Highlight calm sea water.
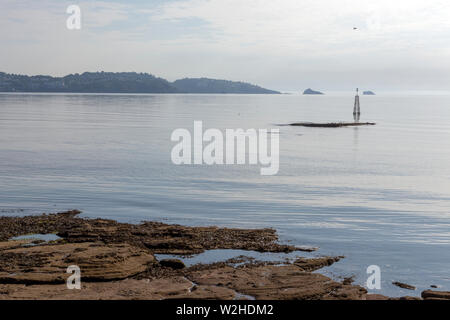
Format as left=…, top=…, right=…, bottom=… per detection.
left=0, top=93, right=449, bottom=297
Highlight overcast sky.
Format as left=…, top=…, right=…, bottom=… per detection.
left=1, top=0, right=450, bottom=91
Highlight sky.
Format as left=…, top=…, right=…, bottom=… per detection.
left=1, top=0, right=450, bottom=91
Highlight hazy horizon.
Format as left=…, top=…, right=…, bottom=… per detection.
left=2, top=0, right=450, bottom=92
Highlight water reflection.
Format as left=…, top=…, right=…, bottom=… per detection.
left=2, top=93, right=450, bottom=297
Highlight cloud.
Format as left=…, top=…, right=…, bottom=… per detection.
left=1, top=0, right=450, bottom=90
left=80, top=1, right=130, bottom=28
left=149, top=0, right=450, bottom=89
left=154, top=0, right=450, bottom=54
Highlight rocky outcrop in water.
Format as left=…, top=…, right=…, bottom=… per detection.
left=303, top=88, right=324, bottom=95
left=288, top=122, right=376, bottom=128
left=0, top=241, right=155, bottom=284
left=0, top=211, right=306, bottom=255
left=421, top=290, right=450, bottom=300
left=392, top=281, right=416, bottom=291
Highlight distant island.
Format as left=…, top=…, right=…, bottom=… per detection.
left=363, top=91, right=375, bottom=95
left=172, top=78, right=279, bottom=94
left=0, top=72, right=280, bottom=94
left=303, top=88, right=324, bottom=95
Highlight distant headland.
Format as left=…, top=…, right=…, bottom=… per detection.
left=0, top=72, right=280, bottom=94
left=303, top=88, right=324, bottom=95
left=363, top=90, right=376, bottom=95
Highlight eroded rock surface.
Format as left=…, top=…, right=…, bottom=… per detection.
left=0, top=211, right=395, bottom=300
left=0, top=277, right=236, bottom=300
left=0, top=242, right=155, bottom=284
left=392, top=281, right=416, bottom=291
left=0, top=211, right=302, bottom=255
left=294, top=257, right=343, bottom=272
left=0, top=254, right=378, bottom=300
left=421, top=290, right=450, bottom=300
left=186, top=262, right=370, bottom=300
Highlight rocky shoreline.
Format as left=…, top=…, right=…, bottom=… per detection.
left=0, top=211, right=448, bottom=300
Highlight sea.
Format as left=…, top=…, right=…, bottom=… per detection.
left=0, top=92, right=449, bottom=297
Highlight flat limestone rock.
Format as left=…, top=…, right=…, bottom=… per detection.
left=294, top=257, right=342, bottom=272
left=187, top=261, right=370, bottom=300
left=392, top=281, right=416, bottom=290
left=0, top=240, right=32, bottom=250
left=0, top=212, right=397, bottom=300
left=421, top=290, right=450, bottom=300
left=0, top=243, right=387, bottom=300
left=0, top=277, right=236, bottom=300
left=0, top=211, right=302, bottom=255
left=0, top=242, right=155, bottom=284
